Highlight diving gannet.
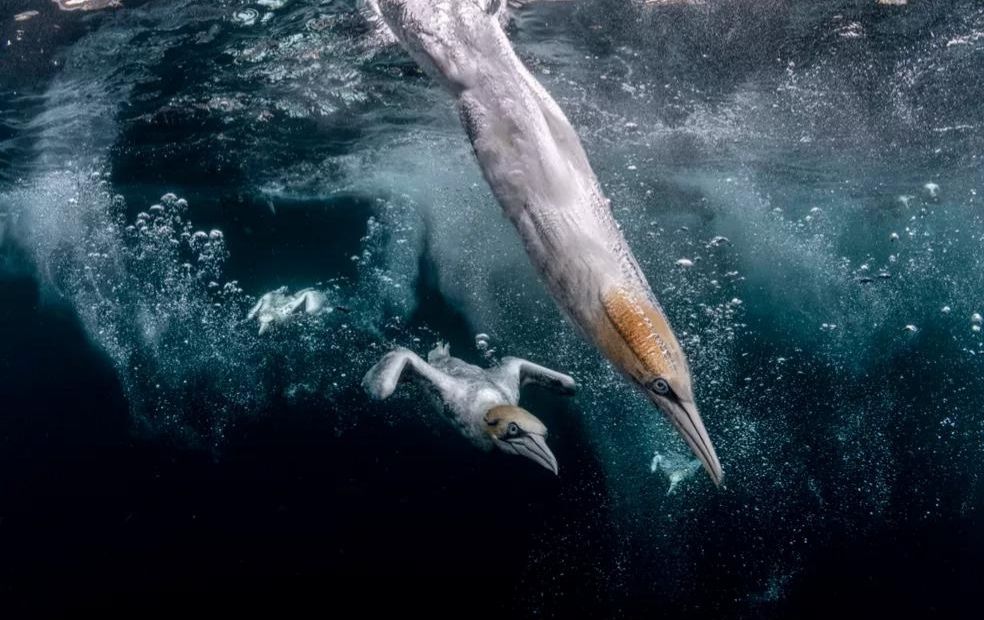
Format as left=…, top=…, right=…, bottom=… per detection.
left=373, top=0, right=723, bottom=484
left=247, top=286, right=329, bottom=335
left=362, top=343, right=576, bottom=474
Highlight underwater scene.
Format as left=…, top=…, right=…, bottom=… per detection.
left=1, top=0, right=981, bottom=616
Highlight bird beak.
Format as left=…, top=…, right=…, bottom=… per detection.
left=508, top=434, right=559, bottom=475
left=597, top=288, right=723, bottom=486
left=657, top=396, right=723, bottom=486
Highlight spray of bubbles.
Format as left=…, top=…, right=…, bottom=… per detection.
left=5, top=166, right=419, bottom=448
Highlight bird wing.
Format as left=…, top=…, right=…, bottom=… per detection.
left=363, top=348, right=458, bottom=401
left=279, top=290, right=319, bottom=316
left=246, top=297, right=264, bottom=321
left=496, top=357, right=576, bottom=397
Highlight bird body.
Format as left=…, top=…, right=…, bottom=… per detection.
left=363, top=343, right=575, bottom=473
left=247, top=286, right=329, bottom=334
left=373, top=0, right=723, bottom=484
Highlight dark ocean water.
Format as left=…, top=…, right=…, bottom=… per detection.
left=2, top=0, right=983, bottom=616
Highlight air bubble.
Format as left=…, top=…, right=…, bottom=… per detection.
left=232, top=9, right=259, bottom=26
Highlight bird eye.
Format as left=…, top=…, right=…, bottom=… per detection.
left=650, top=378, right=670, bottom=395
left=507, top=422, right=520, bottom=436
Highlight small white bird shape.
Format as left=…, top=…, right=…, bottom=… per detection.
left=247, top=287, right=329, bottom=335
left=363, top=343, right=576, bottom=474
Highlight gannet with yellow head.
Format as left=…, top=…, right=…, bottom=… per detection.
left=363, top=343, right=575, bottom=474
left=372, top=0, right=723, bottom=484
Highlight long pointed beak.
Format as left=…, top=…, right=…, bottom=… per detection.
left=509, top=434, right=559, bottom=475
left=660, top=398, right=723, bottom=486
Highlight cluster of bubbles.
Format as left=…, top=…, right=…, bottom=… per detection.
left=8, top=167, right=417, bottom=447
left=31, top=177, right=258, bottom=446
left=232, top=9, right=262, bottom=27
left=232, top=1, right=289, bottom=27
left=222, top=1, right=375, bottom=120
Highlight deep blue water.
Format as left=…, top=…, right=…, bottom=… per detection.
left=1, top=0, right=983, bottom=616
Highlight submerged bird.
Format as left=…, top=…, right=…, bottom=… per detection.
left=371, top=0, right=723, bottom=484
left=247, top=286, right=329, bottom=335
left=362, top=343, right=576, bottom=474
left=651, top=451, right=702, bottom=496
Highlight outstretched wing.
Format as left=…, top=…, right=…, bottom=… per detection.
left=290, top=289, right=327, bottom=315
left=496, top=357, right=576, bottom=397
left=362, top=347, right=457, bottom=400
left=282, top=294, right=309, bottom=316
left=246, top=297, right=265, bottom=321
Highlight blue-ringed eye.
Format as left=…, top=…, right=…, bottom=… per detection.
left=650, top=378, right=670, bottom=395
